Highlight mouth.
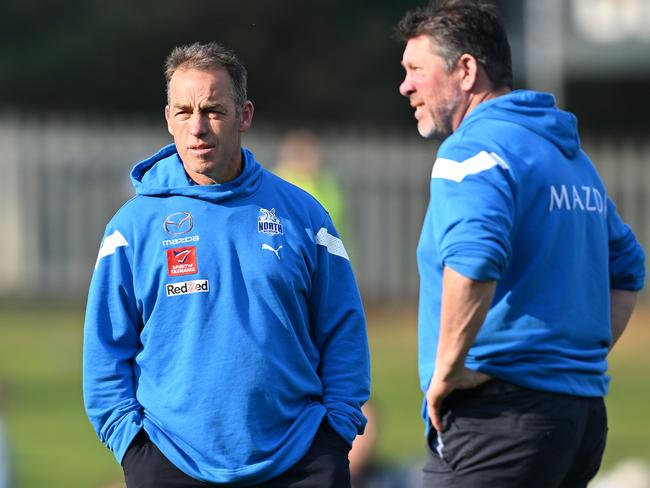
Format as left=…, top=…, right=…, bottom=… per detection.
left=188, top=143, right=215, bottom=155
left=413, top=104, right=424, bottom=120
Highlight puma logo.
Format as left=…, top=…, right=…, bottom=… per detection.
left=261, top=243, right=283, bottom=260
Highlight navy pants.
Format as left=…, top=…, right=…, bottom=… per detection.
left=122, top=420, right=351, bottom=488
left=423, top=380, right=607, bottom=488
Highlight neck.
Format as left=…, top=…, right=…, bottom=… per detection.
left=454, top=85, right=511, bottom=132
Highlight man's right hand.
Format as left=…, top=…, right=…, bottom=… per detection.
left=427, top=367, right=492, bottom=433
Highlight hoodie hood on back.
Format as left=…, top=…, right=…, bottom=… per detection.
left=461, top=90, right=580, bottom=158
left=417, top=87, right=646, bottom=408
left=130, top=144, right=263, bottom=203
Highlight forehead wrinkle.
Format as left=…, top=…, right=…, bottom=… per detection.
left=174, top=86, right=231, bottom=107
left=170, top=91, right=225, bottom=110
left=168, top=69, right=236, bottom=112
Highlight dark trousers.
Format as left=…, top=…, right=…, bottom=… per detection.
left=423, top=379, right=607, bottom=488
left=122, top=420, right=351, bottom=488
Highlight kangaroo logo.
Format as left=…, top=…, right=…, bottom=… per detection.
left=258, top=208, right=284, bottom=236
left=261, top=243, right=283, bottom=260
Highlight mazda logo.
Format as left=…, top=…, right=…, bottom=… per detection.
left=163, top=212, right=193, bottom=236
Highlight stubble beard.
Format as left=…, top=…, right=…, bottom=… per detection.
left=183, top=127, right=243, bottom=184
left=418, top=91, right=461, bottom=141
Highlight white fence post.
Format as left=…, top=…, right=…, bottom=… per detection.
left=0, top=117, right=24, bottom=295
left=0, top=115, right=648, bottom=303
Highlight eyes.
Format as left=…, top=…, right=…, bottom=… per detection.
left=404, top=65, right=425, bottom=75
left=173, top=107, right=228, bottom=119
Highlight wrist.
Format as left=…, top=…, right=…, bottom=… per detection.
left=434, top=356, right=466, bottom=379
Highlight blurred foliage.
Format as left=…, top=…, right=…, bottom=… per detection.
left=1, top=0, right=555, bottom=130
left=4, top=0, right=645, bottom=131
left=0, top=0, right=425, bottom=127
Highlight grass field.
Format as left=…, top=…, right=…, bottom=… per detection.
left=0, top=303, right=648, bottom=487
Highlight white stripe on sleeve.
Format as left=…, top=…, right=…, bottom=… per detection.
left=315, top=227, right=349, bottom=260
left=95, top=230, right=128, bottom=269
left=431, top=151, right=509, bottom=183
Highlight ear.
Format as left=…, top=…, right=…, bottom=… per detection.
left=457, top=53, right=479, bottom=93
left=239, top=100, right=254, bottom=133
left=164, top=105, right=174, bottom=136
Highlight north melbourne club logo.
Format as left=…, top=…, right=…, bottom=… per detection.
left=258, top=208, right=283, bottom=236
left=166, top=246, right=198, bottom=276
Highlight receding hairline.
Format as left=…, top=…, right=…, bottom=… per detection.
left=163, top=42, right=249, bottom=113
left=167, top=63, right=232, bottom=81
left=165, top=64, right=239, bottom=107
left=165, top=59, right=232, bottom=83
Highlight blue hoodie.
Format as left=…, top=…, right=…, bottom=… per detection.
left=83, top=145, right=370, bottom=485
left=418, top=90, right=645, bottom=406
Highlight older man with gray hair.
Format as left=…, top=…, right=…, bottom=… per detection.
left=396, top=1, right=645, bottom=487
left=83, top=41, right=370, bottom=488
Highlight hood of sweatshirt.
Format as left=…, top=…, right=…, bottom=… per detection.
left=460, top=90, right=580, bottom=158
left=130, top=144, right=263, bottom=203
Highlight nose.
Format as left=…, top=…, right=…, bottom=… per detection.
left=399, top=75, right=414, bottom=98
left=189, top=112, right=207, bottom=136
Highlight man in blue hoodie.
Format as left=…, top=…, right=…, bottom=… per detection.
left=396, top=2, right=645, bottom=487
left=83, top=42, right=370, bottom=488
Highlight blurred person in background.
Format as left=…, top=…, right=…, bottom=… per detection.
left=396, top=1, right=646, bottom=487
left=0, top=382, right=13, bottom=488
left=349, top=403, right=378, bottom=488
left=349, top=403, right=420, bottom=488
left=83, top=41, right=370, bottom=488
left=273, top=129, right=349, bottom=243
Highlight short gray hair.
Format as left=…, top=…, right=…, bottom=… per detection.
left=164, top=42, right=248, bottom=115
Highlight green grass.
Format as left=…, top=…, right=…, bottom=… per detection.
left=0, top=304, right=648, bottom=487
left=0, top=306, right=122, bottom=488
left=365, top=305, right=650, bottom=472
left=601, top=357, right=650, bottom=465
left=366, top=308, right=423, bottom=464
